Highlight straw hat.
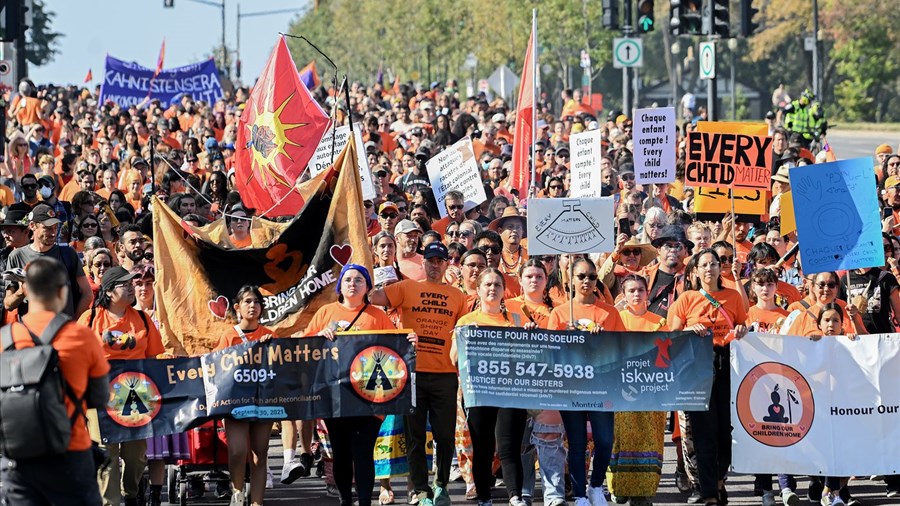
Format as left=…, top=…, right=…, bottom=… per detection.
left=618, top=237, right=657, bottom=267
left=488, top=207, right=527, bottom=238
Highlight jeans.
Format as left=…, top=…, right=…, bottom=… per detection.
left=99, top=439, right=147, bottom=504
left=406, top=372, right=458, bottom=498
left=325, top=416, right=382, bottom=506
left=1, top=450, right=102, bottom=506
left=754, top=474, right=797, bottom=492
left=466, top=406, right=527, bottom=501
left=522, top=422, right=567, bottom=504
left=685, top=347, right=731, bottom=499
left=561, top=410, right=614, bottom=499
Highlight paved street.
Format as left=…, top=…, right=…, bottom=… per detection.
left=162, top=433, right=895, bottom=505
left=825, top=130, right=898, bottom=161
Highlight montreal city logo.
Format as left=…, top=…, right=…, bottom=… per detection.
left=736, top=362, right=815, bottom=447
left=106, top=372, right=162, bottom=428
left=621, top=337, right=674, bottom=401
left=350, top=346, right=408, bottom=403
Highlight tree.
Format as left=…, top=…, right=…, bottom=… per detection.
left=25, top=0, right=62, bottom=67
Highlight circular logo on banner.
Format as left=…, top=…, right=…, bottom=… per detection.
left=106, top=372, right=162, bottom=427
left=735, top=362, right=815, bottom=447
left=349, top=346, right=408, bottom=403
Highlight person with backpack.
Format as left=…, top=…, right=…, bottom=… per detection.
left=6, top=204, right=94, bottom=318
left=0, top=257, right=110, bottom=505
left=79, top=265, right=166, bottom=506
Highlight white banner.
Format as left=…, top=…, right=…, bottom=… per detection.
left=570, top=129, right=604, bottom=198
left=633, top=107, right=676, bottom=184
left=526, top=198, right=614, bottom=256
left=426, top=137, right=487, bottom=218
left=307, top=125, right=376, bottom=200
left=731, top=332, right=900, bottom=476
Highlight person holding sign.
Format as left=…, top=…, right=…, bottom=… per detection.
left=548, top=258, right=625, bottom=506
left=667, top=249, right=748, bottom=506
left=305, top=264, right=417, bottom=506
left=212, top=285, right=275, bottom=506
left=452, top=268, right=534, bottom=506
left=781, top=272, right=866, bottom=337
left=607, top=274, right=668, bottom=506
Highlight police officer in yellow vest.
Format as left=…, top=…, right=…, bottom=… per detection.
left=783, top=89, right=827, bottom=149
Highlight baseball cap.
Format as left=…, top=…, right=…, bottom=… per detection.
left=423, top=241, right=449, bottom=260
left=885, top=176, right=900, bottom=189
left=378, top=202, right=399, bottom=215
left=492, top=113, right=507, bottom=123
left=99, top=266, right=138, bottom=293
left=394, top=219, right=422, bottom=235
left=28, top=204, right=61, bottom=226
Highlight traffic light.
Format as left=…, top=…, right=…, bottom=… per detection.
left=740, top=0, right=760, bottom=36
left=637, top=0, right=655, bottom=33
left=1, top=0, right=24, bottom=42
left=602, top=0, right=619, bottom=30
left=711, top=0, right=730, bottom=37
left=163, top=0, right=175, bottom=7
left=670, top=0, right=702, bottom=36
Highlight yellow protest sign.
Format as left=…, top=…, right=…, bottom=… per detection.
left=694, top=186, right=768, bottom=216
left=780, top=191, right=796, bottom=234
left=696, top=121, right=768, bottom=136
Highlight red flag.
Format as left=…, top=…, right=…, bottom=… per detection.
left=510, top=26, right=535, bottom=198
left=298, top=61, right=320, bottom=89
left=235, top=36, right=330, bottom=217
left=83, top=69, right=93, bottom=83
left=155, top=39, right=166, bottom=77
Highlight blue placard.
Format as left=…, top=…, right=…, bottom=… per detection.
left=788, top=157, right=882, bottom=274
left=99, top=55, right=224, bottom=108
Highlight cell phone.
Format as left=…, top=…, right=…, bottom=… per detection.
left=883, top=207, right=893, bottom=220
left=618, top=217, right=632, bottom=238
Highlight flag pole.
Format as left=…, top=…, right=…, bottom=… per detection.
left=530, top=8, right=537, bottom=196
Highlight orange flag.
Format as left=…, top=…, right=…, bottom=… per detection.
left=83, top=69, right=93, bottom=83
left=510, top=25, right=535, bottom=198
left=155, top=39, right=166, bottom=77
left=235, top=36, right=330, bottom=217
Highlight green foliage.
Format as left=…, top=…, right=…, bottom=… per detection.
left=25, top=0, right=62, bottom=67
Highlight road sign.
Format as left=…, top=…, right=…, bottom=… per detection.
left=699, top=41, right=716, bottom=80
left=804, top=36, right=816, bottom=51
left=612, top=38, right=643, bottom=68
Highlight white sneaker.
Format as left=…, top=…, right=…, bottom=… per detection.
left=280, top=459, right=303, bottom=484
left=510, top=496, right=528, bottom=506
left=266, top=468, right=274, bottom=489
left=230, top=489, right=245, bottom=506
left=575, top=498, right=592, bottom=506
left=588, top=486, right=608, bottom=506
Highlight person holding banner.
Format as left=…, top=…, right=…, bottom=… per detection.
left=548, top=258, right=625, bottom=506
left=781, top=272, right=866, bottom=337
left=608, top=274, right=668, bottom=506
left=668, top=249, right=748, bottom=506
left=305, top=263, right=417, bottom=506
left=452, top=267, right=533, bottom=506
left=213, top=285, right=275, bottom=506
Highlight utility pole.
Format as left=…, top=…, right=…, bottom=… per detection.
left=811, top=0, right=819, bottom=97
left=622, top=0, right=633, bottom=114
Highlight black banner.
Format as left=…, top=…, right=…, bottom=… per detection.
left=98, top=333, right=415, bottom=443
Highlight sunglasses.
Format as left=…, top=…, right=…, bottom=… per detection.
left=660, top=242, right=685, bottom=251
left=718, top=255, right=735, bottom=264
left=364, top=202, right=374, bottom=208
left=82, top=222, right=98, bottom=229
left=621, top=248, right=641, bottom=257
left=816, top=282, right=838, bottom=289
left=92, top=261, right=111, bottom=268
left=447, top=204, right=464, bottom=211
left=479, top=244, right=501, bottom=254
left=450, top=230, right=473, bottom=238
left=380, top=212, right=398, bottom=219
left=556, top=153, right=570, bottom=159
left=143, top=252, right=154, bottom=261
left=549, top=185, right=563, bottom=190
left=21, top=184, right=37, bottom=190
left=576, top=273, right=599, bottom=281
left=621, top=174, right=635, bottom=181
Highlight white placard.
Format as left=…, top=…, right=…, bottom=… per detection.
left=731, top=333, right=900, bottom=476
left=570, top=129, right=604, bottom=198
left=426, top=138, right=488, bottom=218
left=633, top=107, right=676, bottom=184
left=307, top=125, right=376, bottom=200
left=526, top=197, right=614, bottom=255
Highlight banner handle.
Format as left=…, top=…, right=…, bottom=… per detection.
left=569, top=255, right=575, bottom=327
left=730, top=189, right=737, bottom=252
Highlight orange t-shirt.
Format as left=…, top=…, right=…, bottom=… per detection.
left=0, top=184, right=14, bottom=207
left=735, top=240, right=753, bottom=263
left=747, top=306, right=789, bottom=334
left=619, top=309, right=669, bottom=332
left=667, top=288, right=747, bottom=346
left=456, top=308, right=526, bottom=330
left=303, top=302, right=396, bottom=335
left=382, top=279, right=467, bottom=373
left=78, top=306, right=165, bottom=360
left=3, top=310, right=110, bottom=451
left=505, top=296, right=553, bottom=329
left=784, top=298, right=859, bottom=337
left=397, top=255, right=426, bottom=282
left=548, top=299, right=626, bottom=332
left=215, top=325, right=275, bottom=351
left=59, top=179, right=82, bottom=203
left=229, top=234, right=252, bottom=249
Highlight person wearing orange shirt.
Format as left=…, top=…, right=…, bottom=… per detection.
left=226, top=206, right=253, bottom=249
left=548, top=258, right=624, bottom=506
left=79, top=266, right=166, bottom=506
left=0, top=257, right=110, bottom=505
left=394, top=220, right=426, bottom=281
left=782, top=272, right=866, bottom=337
left=711, top=241, right=750, bottom=311
left=475, top=231, right=522, bottom=298
left=213, top=285, right=275, bottom=506
left=744, top=243, right=801, bottom=310
left=608, top=274, right=668, bottom=505
left=668, top=248, right=748, bottom=506
left=370, top=242, right=468, bottom=506
left=304, top=264, right=417, bottom=506
left=506, top=259, right=554, bottom=329
left=452, top=268, right=533, bottom=506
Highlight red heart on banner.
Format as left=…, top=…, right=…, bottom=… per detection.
left=208, top=296, right=229, bottom=320
left=799, top=425, right=807, bottom=431
left=330, top=244, right=353, bottom=266
left=749, top=423, right=756, bottom=429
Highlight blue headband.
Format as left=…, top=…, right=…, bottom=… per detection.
left=336, top=263, right=373, bottom=295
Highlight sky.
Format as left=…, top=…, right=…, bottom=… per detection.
left=28, top=0, right=310, bottom=86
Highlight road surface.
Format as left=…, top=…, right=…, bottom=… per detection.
left=825, top=129, right=898, bottom=161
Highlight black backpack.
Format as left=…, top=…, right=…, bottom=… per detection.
left=0, top=314, right=82, bottom=459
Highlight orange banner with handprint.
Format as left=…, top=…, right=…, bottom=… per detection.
left=153, top=141, right=371, bottom=355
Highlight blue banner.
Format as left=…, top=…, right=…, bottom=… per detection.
left=99, top=55, right=223, bottom=108
left=456, top=326, right=714, bottom=411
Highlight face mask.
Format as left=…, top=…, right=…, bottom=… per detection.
left=39, top=186, right=53, bottom=199
left=482, top=162, right=490, bottom=171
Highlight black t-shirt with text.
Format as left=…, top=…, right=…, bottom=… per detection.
left=847, top=268, right=899, bottom=334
